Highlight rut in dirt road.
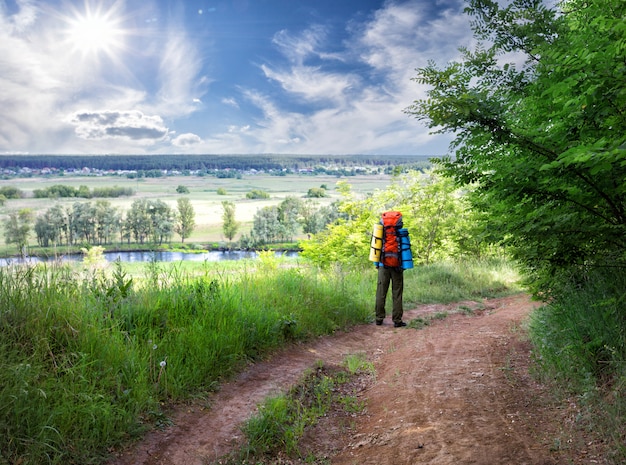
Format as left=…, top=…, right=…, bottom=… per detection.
left=111, top=294, right=566, bottom=465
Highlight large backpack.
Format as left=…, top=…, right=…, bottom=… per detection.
left=380, top=211, right=403, bottom=268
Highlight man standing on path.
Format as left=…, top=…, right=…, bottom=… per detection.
left=372, top=210, right=410, bottom=327
left=375, top=264, right=405, bottom=327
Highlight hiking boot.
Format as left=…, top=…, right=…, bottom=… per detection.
left=393, top=321, right=407, bottom=327
left=375, top=320, right=384, bottom=326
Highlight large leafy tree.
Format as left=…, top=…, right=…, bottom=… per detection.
left=406, top=0, right=626, bottom=295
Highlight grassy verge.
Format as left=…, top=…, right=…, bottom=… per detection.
left=215, top=354, right=374, bottom=465
left=528, top=269, right=626, bottom=464
left=0, top=257, right=521, bottom=464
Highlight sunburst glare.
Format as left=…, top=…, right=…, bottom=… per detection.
left=65, top=2, right=125, bottom=57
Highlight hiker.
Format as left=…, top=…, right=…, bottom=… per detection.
left=370, top=210, right=413, bottom=327
left=375, top=262, right=405, bottom=327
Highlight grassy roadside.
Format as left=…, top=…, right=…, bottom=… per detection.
left=214, top=354, right=375, bottom=465
left=0, top=257, right=521, bottom=464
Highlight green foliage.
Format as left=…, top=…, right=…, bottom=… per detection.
left=0, top=185, right=24, bottom=199
left=221, top=201, right=239, bottom=242
left=300, top=170, right=481, bottom=268
left=406, top=0, right=626, bottom=297
left=528, top=268, right=626, bottom=463
left=216, top=187, right=228, bottom=195
left=126, top=199, right=175, bottom=245
left=81, top=245, right=107, bottom=268
left=406, top=1, right=626, bottom=459
left=0, top=259, right=385, bottom=464
left=175, top=198, right=196, bottom=243
left=306, top=187, right=327, bottom=198
left=246, top=196, right=309, bottom=247
left=33, top=184, right=133, bottom=199
left=175, top=185, right=189, bottom=194
left=246, top=189, right=270, bottom=199
left=231, top=361, right=369, bottom=462
left=3, top=209, right=34, bottom=255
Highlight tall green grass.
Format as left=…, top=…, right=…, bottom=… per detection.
left=0, top=256, right=521, bottom=464
left=528, top=268, right=626, bottom=463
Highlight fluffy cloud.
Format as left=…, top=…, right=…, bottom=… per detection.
left=68, top=110, right=168, bottom=141
left=172, top=133, right=202, bottom=146
left=232, top=0, right=470, bottom=155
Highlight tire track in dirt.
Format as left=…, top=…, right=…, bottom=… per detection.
left=111, top=294, right=565, bottom=465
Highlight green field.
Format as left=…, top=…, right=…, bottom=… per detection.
left=0, top=174, right=393, bottom=246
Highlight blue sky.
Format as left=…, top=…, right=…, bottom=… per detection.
left=0, top=0, right=474, bottom=156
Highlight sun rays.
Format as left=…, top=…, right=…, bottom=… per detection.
left=63, top=1, right=126, bottom=59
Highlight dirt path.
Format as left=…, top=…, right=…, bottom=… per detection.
left=110, top=294, right=597, bottom=465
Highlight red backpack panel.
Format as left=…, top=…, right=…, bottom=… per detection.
left=381, top=211, right=402, bottom=268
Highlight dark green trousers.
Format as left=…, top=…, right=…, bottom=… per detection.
left=375, top=266, right=404, bottom=324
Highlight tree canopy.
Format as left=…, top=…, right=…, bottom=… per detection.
left=406, top=0, right=626, bottom=296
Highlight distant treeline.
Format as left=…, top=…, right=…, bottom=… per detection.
left=0, top=154, right=435, bottom=172
left=33, top=185, right=134, bottom=199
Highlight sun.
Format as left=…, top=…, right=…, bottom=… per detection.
left=65, top=3, right=125, bottom=56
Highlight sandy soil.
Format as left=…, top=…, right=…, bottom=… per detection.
left=109, top=294, right=606, bottom=465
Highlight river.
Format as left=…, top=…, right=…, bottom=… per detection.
left=0, top=249, right=300, bottom=267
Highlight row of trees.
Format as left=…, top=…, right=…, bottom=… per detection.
left=242, top=197, right=340, bottom=247
left=33, top=185, right=134, bottom=199
left=4, top=198, right=196, bottom=253
left=0, top=154, right=431, bottom=173
left=3, top=193, right=339, bottom=253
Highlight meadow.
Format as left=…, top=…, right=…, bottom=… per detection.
left=0, top=173, right=393, bottom=248
left=0, top=255, right=521, bottom=465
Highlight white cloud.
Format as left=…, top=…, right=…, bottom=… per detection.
left=222, top=0, right=470, bottom=155
left=68, top=110, right=168, bottom=142
left=222, top=97, right=240, bottom=108
left=0, top=0, right=207, bottom=153
left=3, top=0, right=38, bottom=33
left=271, top=25, right=341, bottom=65
left=155, top=30, right=208, bottom=117
left=260, top=64, right=359, bottom=104
left=172, top=133, right=202, bottom=146
left=0, top=0, right=472, bottom=155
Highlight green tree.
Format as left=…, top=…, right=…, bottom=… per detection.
left=250, top=206, right=282, bottom=246
left=176, top=198, right=196, bottom=243
left=70, top=202, right=97, bottom=244
left=0, top=186, right=23, bottom=199
left=277, top=196, right=303, bottom=242
left=405, top=0, right=626, bottom=296
left=300, top=171, right=467, bottom=268
left=147, top=200, right=175, bottom=245
left=4, top=209, right=34, bottom=256
left=93, top=200, right=121, bottom=245
left=221, top=201, right=239, bottom=243
left=35, top=205, right=68, bottom=247
left=126, top=199, right=152, bottom=244
left=306, top=187, right=326, bottom=198
left=246, top=189, right=270, bottom=199
left=299, top=200, right=325, bottom=236
left=176, top=185, right=190, bottom=194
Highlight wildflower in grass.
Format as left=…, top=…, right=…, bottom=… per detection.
left=157, top=357, right=168, bottom=385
